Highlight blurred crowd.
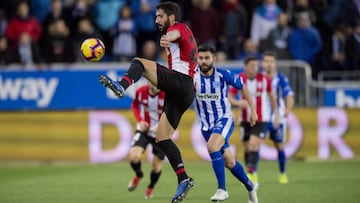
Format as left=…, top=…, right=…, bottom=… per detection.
left=0, top=0, right=359, bottom=78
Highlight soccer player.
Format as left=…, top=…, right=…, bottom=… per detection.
left=128, top=82, right=166, bottom=199
left=98, top=2, right=197, bottom=202
left=262, top=51, right=294, bottom=184
left=228, top=57, right=279, bottom=183
left=194, top=44, right=258, bottom=203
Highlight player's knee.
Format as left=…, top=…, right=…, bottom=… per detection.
left=207, top=143, right=220, bottom=153
left=224, top=159, right=236, bottom=169
left=129, top=151, right=141, bottom=161
left=131, top=58, right=145, bottom=70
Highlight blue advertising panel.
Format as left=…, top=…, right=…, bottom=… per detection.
left=324, top=88, right=360, bottom=108
left=0, top=70, right=134, bottom=110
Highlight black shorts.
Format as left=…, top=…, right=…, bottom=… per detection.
left=156, top=63, right=195, bottom=129
left=131, top=131, right=165, bottom=160
left=241, top=122, right=267, bottom=141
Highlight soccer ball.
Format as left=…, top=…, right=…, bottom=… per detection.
left=80, top=38, right=105, bottom=62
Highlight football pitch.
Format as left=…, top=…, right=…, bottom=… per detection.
left=0, top=160, right=359, bottom=203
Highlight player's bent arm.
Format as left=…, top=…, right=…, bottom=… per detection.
left=131, top=101, right=142, bottom=123
left=166, top=30, right=181, bottom=42
left=285, top=95, right=294, bottom=117
left=228, top=91, right=240, bottom=107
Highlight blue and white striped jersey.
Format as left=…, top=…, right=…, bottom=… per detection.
left=194, top=67, right=244, bottom=131
left=270, top=72, right=294, bottom=122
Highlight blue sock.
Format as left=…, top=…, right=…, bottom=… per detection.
left=210, top=151, right=226, bottom=190
left=278, top=150, right=286, bottom=173
left=230, top=161, right=254, bottom=191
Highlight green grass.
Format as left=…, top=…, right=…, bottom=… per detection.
left=0, top=160, right=359, bottom=203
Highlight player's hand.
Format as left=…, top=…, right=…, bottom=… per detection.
left=160, top=35, right=169, bottom=48
left=139, top=121, right=150, bottom=132
left=237, top=100, right=248, bottom=109
left=250, top=110, right=258, bottom=127
left=273, top=112, right=280, bottom=129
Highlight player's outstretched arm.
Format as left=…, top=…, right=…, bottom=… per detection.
left=160, top=30, right=180, bottom=48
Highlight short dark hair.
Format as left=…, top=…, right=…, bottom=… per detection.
left=156, top=1, right=181, bottom=21
left=244, top=56, right=258, bottom=65
left=198, top=44, right=216, bottom=54
left=262, top=51, right=277, bottom=59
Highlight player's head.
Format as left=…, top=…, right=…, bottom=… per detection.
left=198, top=44, right=216, bottom=75
left=244, top=57, right=259, bottom=79
left=262, top=51, right=277, bottom=74
left=155, top=2, right=180, bottom=33
left=148, top=81, right=160, bottom=95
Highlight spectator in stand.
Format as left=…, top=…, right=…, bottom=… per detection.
left=329, top=26, right=346, bottom=71
left=5, top=1, right=42, bottom=47
left=112, top=5, right=137, bottom=62
left=262, top=12, right=291, bottom=59
left=219, top=0, right=248, bottom=60
left=237, top=39, right=262, bottom=61
left=130, top=0, right=160, bottom=55
left=289, top=0, right=316, bottom=27
left=345, top=20, right=360, bottom=71
left=250, top=0, right=282, bottom=45
left=140, top=40, right=158, bottom=60
left=42, top=0, right=70, bottom=36
left=93, top=0, right=126, bottom=58
left=43, top=19, right=74, bottom=63
left=0, top=37, right=10, bottom=66
left=189, top=0, right=220, bottom=46
left=29, top=0, right=52, bottom=23
left=9, top=32, right=43, bottom=69
left=288, top=12, right=322, bottom=77
left=0, top=9, right=7, bottom=37
left=68, top=0, right=94, bottom=36
left=72, top=17, right=103, bottom=62
left=338, top=0, right=360, bottom=31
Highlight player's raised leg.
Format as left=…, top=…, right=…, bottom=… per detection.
left=99, top=57, right=158, bottom=98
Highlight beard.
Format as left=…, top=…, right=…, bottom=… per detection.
left=200, top=64, right=213, bottom=74
left=156, top=19, right=170, bottom=34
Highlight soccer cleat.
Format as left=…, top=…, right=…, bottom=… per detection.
left=278, top=173, right=289, bottom=184
left=248, top=182, right=259, bottom=203
left=247, top=173, right=258, bottom=183
left=144, top=187, right=154, bottom=199
left=128, top=176, right=142, bottom=191
left=98, top=75, right=125, bottom=98
left=171, top=177, right=195, bottom=203
left=210, top=189, right=229, bottom=202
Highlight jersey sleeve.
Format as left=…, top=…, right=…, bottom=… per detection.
left=222, top=69, right=244, bottom=90
left=131, top=90, right=142, bottom=122
left=280, top=74, right=294, bottom=97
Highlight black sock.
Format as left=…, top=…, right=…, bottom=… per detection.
left=244, top=151, right=249, bottom=166
left=130, top=161, right=144, bottom=178
left=119, top=59, right=145, bottom=90
left=157, top=139, right=188, bottom=183
left=148, top=170, right=161, bottom=188
left=247, top=151, right=259, bottom=173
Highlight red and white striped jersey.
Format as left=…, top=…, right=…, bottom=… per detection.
left=166, top=23, right=198, bottom=78
left=229, top=72, right=272, bottom=122
left=131, top=85, right=165, bottom=130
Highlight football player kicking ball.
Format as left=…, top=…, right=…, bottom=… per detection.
left=98, top=2, right=197, bottom=202
left=128, top=82, right=166, bottom=199
left=194, top=44, right=259, bottom=203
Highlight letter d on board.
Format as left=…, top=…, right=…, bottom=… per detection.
left=318, top=108, right=354, bottom=159
left=89, top=111, right=133, bottom=163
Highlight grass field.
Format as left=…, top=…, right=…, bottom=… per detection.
left=0, top=160, right=359, bottom=203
